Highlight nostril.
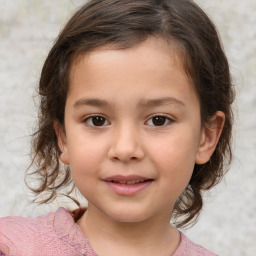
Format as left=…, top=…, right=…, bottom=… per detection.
left=108, top=139, right=145, bottom=162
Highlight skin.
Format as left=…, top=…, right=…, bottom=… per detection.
left=55, top=37, right=225, bottom=256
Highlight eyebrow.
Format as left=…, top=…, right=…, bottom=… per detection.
left=137, top=97, right=185, bottom=108
left=73, top=97, right=185, bottom=108
left=74, top=98, right=110, bottom=108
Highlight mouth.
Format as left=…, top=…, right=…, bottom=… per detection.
left=103, top=175, right=154, bottom=195
left=110, top=179, right=151, bottom=185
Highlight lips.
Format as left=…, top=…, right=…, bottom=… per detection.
left=103, top=175, right=154, bottom=196
left=111, top=179, right=148, bottom=185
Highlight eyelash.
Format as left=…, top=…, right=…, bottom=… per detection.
left=83, top=115, right=110, bottom=127
left=82, top=114, right=173, bottom=127
left=146, top=115, right=173, bottom=126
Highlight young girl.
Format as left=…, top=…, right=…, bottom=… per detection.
left=0, top=0, right=235, bottom=255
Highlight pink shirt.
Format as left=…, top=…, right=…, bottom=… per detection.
left=0, top=207, right=218, bottom=256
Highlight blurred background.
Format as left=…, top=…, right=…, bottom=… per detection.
left=0, top=1, right=255, bottom=255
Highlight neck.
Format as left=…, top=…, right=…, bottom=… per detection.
left=77, top=204, right=180, bottom=256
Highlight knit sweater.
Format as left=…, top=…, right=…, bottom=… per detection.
left=0, top=207, right=218, bottom=256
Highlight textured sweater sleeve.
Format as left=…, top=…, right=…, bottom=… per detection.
left=0, top=208, right=98, bottom=256
left=0, top=214, right=73, bottom=256
left=0, top=218, right=14, bottom=256
left=0, top=215, right=34, bottom=256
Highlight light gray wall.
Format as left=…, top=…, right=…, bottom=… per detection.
left=0, top=1, right=255, bottom=255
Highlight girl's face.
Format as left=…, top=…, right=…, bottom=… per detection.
left=57, top=38, right=211, bottom=223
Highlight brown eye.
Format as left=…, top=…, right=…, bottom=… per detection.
left=152, top=116, right=166, bottom=126
left=146, top=115, right=171, bottom=126
left=85, top=116, right=109, bottom=126
left=92, top=116, right=105, bottom=126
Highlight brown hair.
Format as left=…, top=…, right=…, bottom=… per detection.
left=27, top=0, right=235, bottom=228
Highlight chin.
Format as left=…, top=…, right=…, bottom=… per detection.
left=105, top=205, right=152, bottom=223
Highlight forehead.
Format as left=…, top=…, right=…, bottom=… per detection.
left=70, top=38, right=191, bottom=83
left=67, top=37, right=198, bottom=108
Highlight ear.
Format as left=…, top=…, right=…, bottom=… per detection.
left=196, top=111, right=225, bottom=164
left=53, top=121, right=69, bottom=165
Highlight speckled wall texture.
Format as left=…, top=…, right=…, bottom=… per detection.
left=0, top=1, right=255, bottom=255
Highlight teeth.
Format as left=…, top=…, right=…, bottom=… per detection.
left=112, top=179, right=146, bottom=184
left=126, top=179, right=144, bottom=184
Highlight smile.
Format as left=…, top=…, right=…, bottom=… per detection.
left=103, top=175, right=154, bottom=196
left=111, top=179, right=148, bottom=184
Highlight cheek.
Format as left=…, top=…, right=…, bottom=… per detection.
left=148, top=132, right=198, bottom=187
left=68, top=140, right=106, bottom=177
left=150, top=131, right=198, bottom=165
left=68, top=142, right=103, bottom=198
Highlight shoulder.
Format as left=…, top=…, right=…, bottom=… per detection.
left=173, top=232, right=219, bottom=256
left=0, top=211, right=44, bottom=255
left=0, top=207, right=80, bottom=256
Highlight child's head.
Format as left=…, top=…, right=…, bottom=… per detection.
left=28, top=0, right=234, bottom=227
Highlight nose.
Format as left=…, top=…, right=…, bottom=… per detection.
left=108, top=124, right=145, bottom=163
